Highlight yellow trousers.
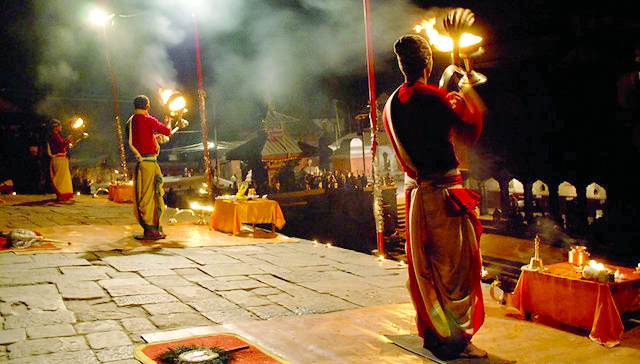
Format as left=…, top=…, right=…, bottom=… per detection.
left=134, top=158, right=165, bottom=232
left=50, top=154, right=73, bottom=200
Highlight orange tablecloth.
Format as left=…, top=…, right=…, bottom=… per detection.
left=209, top=199, right=285, bottom=236
left=512, top=262, right=640, bottom=347
left=108, top=184, right=134, bottom=203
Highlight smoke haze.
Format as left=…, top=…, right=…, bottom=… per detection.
left=27, top=0, right=433, bottom=163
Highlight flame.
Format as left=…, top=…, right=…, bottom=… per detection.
left=72, top=117, right=84, bottom=129
left=160, top=88, right=173, bottom=104
left=588, top=260, right=605, bottom=271
left=413, top=17, right=482, bottom=52
left=189, top=201, right=214, bottom=212
left=159, top=88, right=186, bottom=111
left=168, top=96, right=186, bottom=112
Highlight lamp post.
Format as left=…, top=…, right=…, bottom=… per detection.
left=91, top=10, right=128, bottom=180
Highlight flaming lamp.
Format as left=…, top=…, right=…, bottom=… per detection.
left=413, top=9, right=487, bottom=91
left=160, top=89, right=190, bottom=135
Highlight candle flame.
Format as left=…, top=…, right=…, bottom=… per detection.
left=413, top=17, right=482, bottom=52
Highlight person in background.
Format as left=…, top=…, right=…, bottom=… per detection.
left=382, top=34, right=486, bottom=359
left=128, top=95, right=173, bottom=240
left=46, top=119, right=74, bottom=201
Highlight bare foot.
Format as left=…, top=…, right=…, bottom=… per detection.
left=459, top=342, right=488, bottom=358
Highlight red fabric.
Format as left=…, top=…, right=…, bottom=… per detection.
left=47, top=131, right=70, bottom=154
left=446, top=187, right=484, bottom=240
left=397, top=82, right=447, bottom=104
left=130, top=113, right=171, bottom=155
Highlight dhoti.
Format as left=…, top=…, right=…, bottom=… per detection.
left=134, top=156, right=165, bottom=233
left=406, top=172, right=484, bottom=351
left=50, top=153, right=73, bottom=200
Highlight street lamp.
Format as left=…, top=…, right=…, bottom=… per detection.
left=91, top=9, right=129, bottom=180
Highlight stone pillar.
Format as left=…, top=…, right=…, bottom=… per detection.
left=523, top=179, right=534, bottom=223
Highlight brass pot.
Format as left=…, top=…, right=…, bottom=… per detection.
left=568, top=246, right=590, bottom=266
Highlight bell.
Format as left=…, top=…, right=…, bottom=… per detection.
left=459, top=70, right=487, bottom=88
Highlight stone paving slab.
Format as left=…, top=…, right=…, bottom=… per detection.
left=198, top=263, right=267, bottom=277
left=0, top=329, right=26, bottom=344
left=0, top=268, right=62, bottom=286
left=86, top=330, right=132, bottom=350
left=94, top=345, right=135, bottom=362
left=7, top=336, right=89, bottom=359
left=112, top=294, right=178, bottom=307
left=148, top=313, right=215, bottom=330
left=3, top=311, right=77, bottom=329
left=25, top=324, right=75, bottom=339
left=101, top=254, right=199, bottom=272
left=119, top=318, right=156, bottom=334
left=141, top=302, right=195, bottom=316
left=2, top=349, right=99, bottom=364
left=56, top=281, right=107, bottom=299
left=74, top=320, right=123, bottom=334
left=0, top=285, right=66, bottom=312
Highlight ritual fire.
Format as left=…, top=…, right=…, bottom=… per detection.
left=413, top=17, right=482, bottom=52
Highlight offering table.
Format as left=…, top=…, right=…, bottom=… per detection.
left=209, top=198, right=285, bottom=236
left=511, top=262, right=640, bottom=347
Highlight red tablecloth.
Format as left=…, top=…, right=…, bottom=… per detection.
left=512, top=262, right=640, bottom=347
left=209, top=199, right=285, bottom=236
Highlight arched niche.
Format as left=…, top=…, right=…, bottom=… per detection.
left=508, top=179, right=524, bottom=194
left=586, top=182, right=607, bottom=200
left=483, top=178, right=501, bottom=214
left=349, top=137, right=371, bottom=176
left=484, top=177, right=500, bottom=192
left=532, top=180, right=549, bottom=196
left=531, top=179, right=550, bottom=213
left=558, top=181, right=578, bottom=198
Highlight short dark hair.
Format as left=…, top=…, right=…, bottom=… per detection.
left=49, top=119, right=61, bottom=129
left=134, top=95, right=149, bottom=110
left=394, top=35, right=433, bottom=82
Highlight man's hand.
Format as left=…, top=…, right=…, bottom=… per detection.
left=446, top=91, right=466, bottom=114
left=155, top=134, right=170, bottom=144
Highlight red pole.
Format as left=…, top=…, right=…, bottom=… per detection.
left=192, top=11, right=213, bottom=199
left=362, top=0, right=384, bottom=255
left=102, top=22, right=128, bottom=180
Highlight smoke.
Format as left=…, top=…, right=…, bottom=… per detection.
left=29, top=0, right=426, bottom=163
left=530, top=216, right=576, bottom=249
